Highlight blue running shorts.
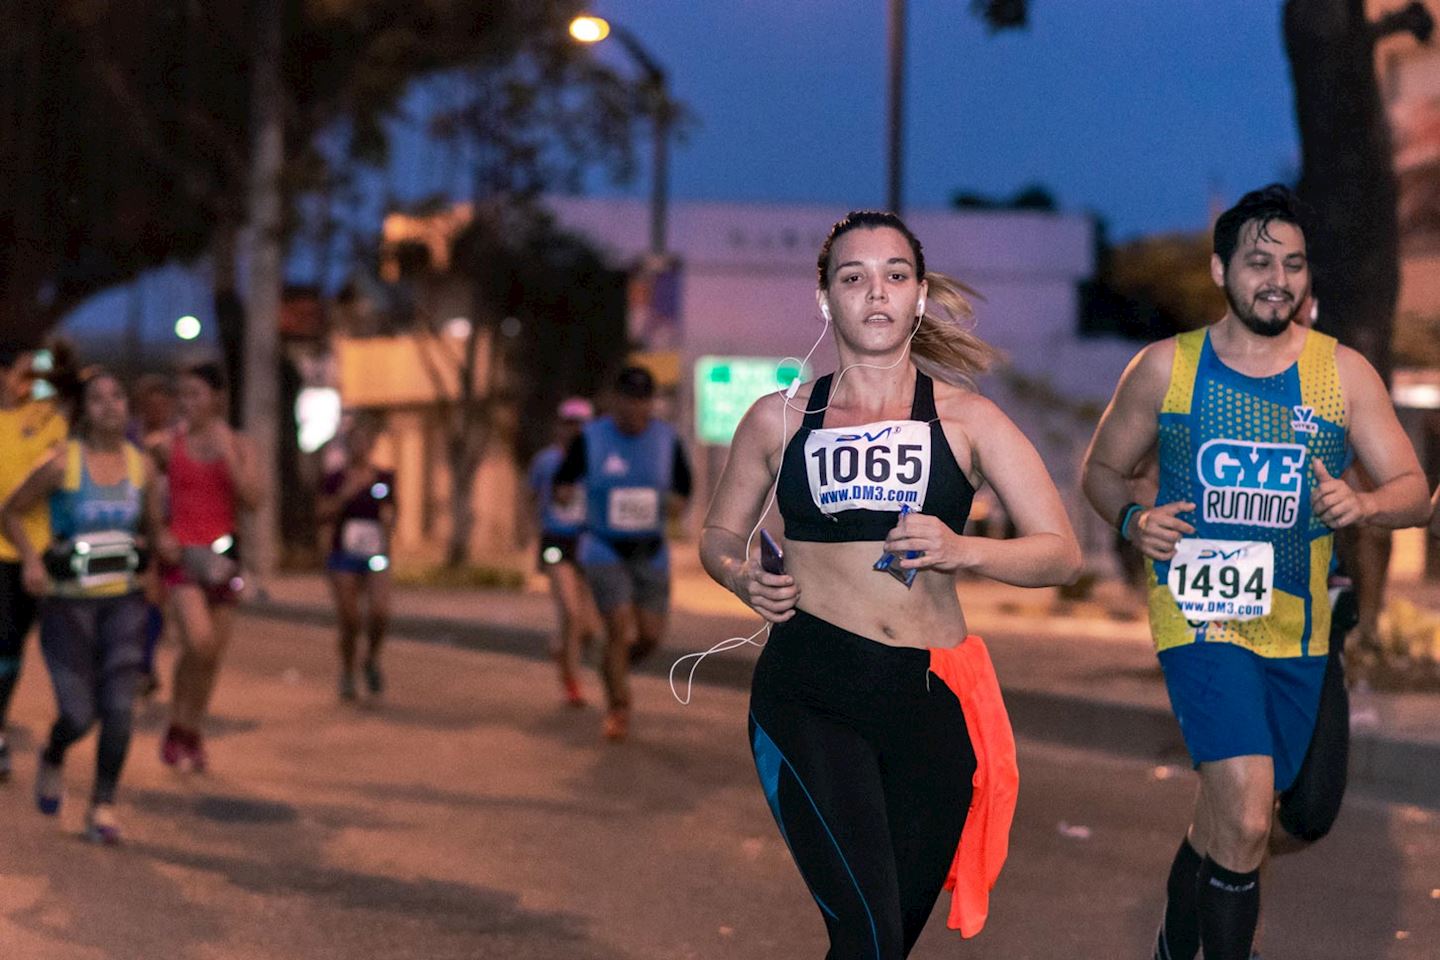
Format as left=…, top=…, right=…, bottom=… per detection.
left=1158, top=641, right=1327, bottom=792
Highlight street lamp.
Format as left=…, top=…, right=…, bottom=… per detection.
left=568, top=15, right=610, bottom=43
left=175, top=315, right=202, bottom=341
left=569, top=14, right=673, bottom=256
left=887, top=0, right=906, bottom=214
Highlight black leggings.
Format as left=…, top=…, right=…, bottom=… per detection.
left=0, top=561, right=40, bottom=727
left=1276, top=587, right=1357, bottom=842
left=39, top=593, right=147, bottom=804
left=749, top=609, right=975, bottom=959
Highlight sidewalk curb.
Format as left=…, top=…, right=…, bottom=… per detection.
left=246, top=600, right=1440, bottom=810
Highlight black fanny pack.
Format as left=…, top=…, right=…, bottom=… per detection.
left=43, top=531, right=148, bottom=585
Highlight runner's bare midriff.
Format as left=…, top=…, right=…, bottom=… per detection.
left=787, top=538, right=967, bottom=649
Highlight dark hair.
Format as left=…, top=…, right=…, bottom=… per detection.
left=615, top=365, right=656, bottom=399
left=182, top=361, right=227, bottom=393
left=817, top=210, right=926, bottom=288
left=815, top=210, right=999, bottom=387
left=1213, top=184, right=1314, bottom=268
left=69, top=367, right=125, bottom=439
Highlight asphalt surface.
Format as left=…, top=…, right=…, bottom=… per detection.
left=0, top=612, right=1436, bottom=959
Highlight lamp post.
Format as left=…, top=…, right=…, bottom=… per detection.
left=887, top=0, right=906, bottom=215
left=570, top=15, right=673, bottom=256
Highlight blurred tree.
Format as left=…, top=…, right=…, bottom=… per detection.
left=1081, top=230, right=1226, bottom=339
left=974, top=1, right=1435, bottom=381
left=0, top=0, right=637, bottom=363
left=1285, top=0, right=1433, bottom=383
left=950, top=183, right=1057, bottom=211
left=2, top=0, right=646, bottom=574
left=410, top=204, right=626, bottom=567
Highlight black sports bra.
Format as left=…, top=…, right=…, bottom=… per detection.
left=777, top=370, right=975, bottom=543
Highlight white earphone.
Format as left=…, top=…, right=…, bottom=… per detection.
left=820, top=301, right=831, bottom=321
left=916, top=296, right=926, bottom=317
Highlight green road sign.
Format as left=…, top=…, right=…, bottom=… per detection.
left=694, top=356, right=810, bottom=445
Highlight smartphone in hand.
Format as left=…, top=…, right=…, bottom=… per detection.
left=759, top=529, right=785, bottom=575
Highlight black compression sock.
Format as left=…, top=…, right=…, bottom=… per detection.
left=1197, top=857, right=1260, bottom=960
left=1154, top=837, right=1202, bottom=960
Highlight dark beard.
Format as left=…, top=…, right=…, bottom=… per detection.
left=1224, top=282, right=1299, bottom=338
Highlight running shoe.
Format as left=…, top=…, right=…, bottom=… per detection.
left=363, top=660, right=384, bottom=696
left=339, top=671, right=358, bottom=702
left=601, top=708, right=629, bottom=742
left=160, top=725, right=187, bottom=768
left=35, top=754, right=62, bottom=815
left=84, top=803, right=121, bottom=845
left=0, top=734, right=10, bottom=783
left=563, top=678, right=587, bottom=709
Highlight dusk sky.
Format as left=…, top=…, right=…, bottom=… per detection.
left=70, top=1, right=1310, bottom=345
left=509, top=0, right=1301, bottom=241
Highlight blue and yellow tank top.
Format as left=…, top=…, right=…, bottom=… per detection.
left=49, top=441, right=146, bottom=598
left=1147, top=328, right=1348, bottom=658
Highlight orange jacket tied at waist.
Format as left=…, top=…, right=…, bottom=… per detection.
left=928, top=635, right=1020, bottom=939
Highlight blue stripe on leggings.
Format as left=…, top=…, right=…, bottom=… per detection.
left=750, top=714, right=878, bottom=955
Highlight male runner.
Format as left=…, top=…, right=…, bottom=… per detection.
left=553, top=367, right=691, bottom=742
left=1081, top=184, right=1429, bottom=960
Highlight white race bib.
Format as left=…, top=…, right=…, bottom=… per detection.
left=1166, top=538, right=1273, bottom=622
left=804, top=420, right=930, bottom=515
left=341, top=519, right=385, bottom=558
left=607, top=487, right=660, bottom=532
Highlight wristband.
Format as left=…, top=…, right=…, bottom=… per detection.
left=1118, top=502, right=1143, bottom=540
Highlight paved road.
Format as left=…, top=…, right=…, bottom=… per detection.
left=0, top=613, right=1436, bottom=959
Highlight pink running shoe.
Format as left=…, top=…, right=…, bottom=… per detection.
left=160, top=726, right=187, bottom=768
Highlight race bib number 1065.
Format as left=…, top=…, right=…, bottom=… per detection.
left=804, top=420, right=931, bottom=515
left=1166, top=538, right=1273, bottom=622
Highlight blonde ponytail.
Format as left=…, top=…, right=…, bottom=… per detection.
left=911, top=272, right=1003, bottom=389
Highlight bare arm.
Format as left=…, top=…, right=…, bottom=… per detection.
left=142, top=450, right=180, bottom=564
left=1081, top=341, right=1196, bottom=560
left=227, top=433, right=266, bottom=512
left=0, top=452, right=65, bottom=594
left=698, top=393, right=798, bottom=622
left=1082, top=343, right=1170, bottom=526
left=138, top=454, right=162, bottom=544
left=885, top=396, right=1081, bottom=587
left=1327, top=348, right=1430, bottom=529
left=1430, top=485, right=1440, bottom=539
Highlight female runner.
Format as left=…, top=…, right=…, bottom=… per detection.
left=2, top=369, right=160, bottom=842
left=317, top=414, right=395, bottom=700
left=152, top=363, right=262, bottom=771
left=699, top=211, right=1081, bottom=958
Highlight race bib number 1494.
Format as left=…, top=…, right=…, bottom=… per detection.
left=1166, top=538, right=1273, bottom=622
